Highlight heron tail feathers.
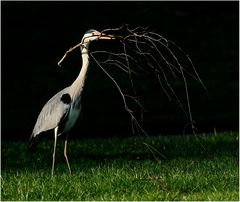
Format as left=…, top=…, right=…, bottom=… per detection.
left=28, top=134, right=40, bottom=150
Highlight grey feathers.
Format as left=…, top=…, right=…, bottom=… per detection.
left=31, top=87, right=71, bottom=139
left=85, top=29, right=97, bottom=34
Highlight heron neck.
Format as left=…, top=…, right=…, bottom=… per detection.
left=70, top=45, right=90, bottom=98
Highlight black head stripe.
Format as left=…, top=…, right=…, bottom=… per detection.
left=85, top=29, right=97, bottom=34
left=61, top=93, right=71, bottom=104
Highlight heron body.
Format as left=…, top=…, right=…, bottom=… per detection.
left=28, top=29, right=114, bottom=175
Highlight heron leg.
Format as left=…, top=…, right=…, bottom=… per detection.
left=64, top=133, right=72, bottom=175
left=52, top=127, right=58, bottom=176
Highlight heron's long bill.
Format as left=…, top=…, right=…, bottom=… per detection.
left=99, top=34, right=116, bottom=40
left=93, top=31, right=116, bottom=40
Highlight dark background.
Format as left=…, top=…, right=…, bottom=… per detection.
left=2, top=1, right=239, bottom=140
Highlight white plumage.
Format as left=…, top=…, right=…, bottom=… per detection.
left=28, top=29, right=115, bottom=175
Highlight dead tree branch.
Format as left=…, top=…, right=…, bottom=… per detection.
left=58, top=24, right=205, bottom=137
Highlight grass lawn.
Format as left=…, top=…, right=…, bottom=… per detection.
left=1, top=132, right=239, bottom=201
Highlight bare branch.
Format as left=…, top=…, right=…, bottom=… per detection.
left=58, top=42, right=83, bottom=67
left=58, top=25, right=206, bottom=139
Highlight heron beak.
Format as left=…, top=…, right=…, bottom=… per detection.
left=99, top=34, right=116, bottom=40
left=93, top=31, right=115, bottom=40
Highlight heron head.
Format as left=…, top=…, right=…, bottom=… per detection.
left=81, top=29, right=115, bottom=44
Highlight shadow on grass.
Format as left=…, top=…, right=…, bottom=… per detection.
left=1, top=132, right=238, bottom=172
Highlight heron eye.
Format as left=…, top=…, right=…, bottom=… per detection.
left=61, top=94, right=71, bottom=104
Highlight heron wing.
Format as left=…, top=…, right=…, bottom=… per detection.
left=31, top=87, right=71, bottom=137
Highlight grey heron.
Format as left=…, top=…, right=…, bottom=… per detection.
left=28, top=29, right=115, bottom=175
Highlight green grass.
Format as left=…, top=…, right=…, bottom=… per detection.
left=1, top=132, right=239, bottom=201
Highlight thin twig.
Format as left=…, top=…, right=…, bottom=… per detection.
left=58, top=25, right=207, bottom=156
left=57, top=42, right=82, bottom=67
